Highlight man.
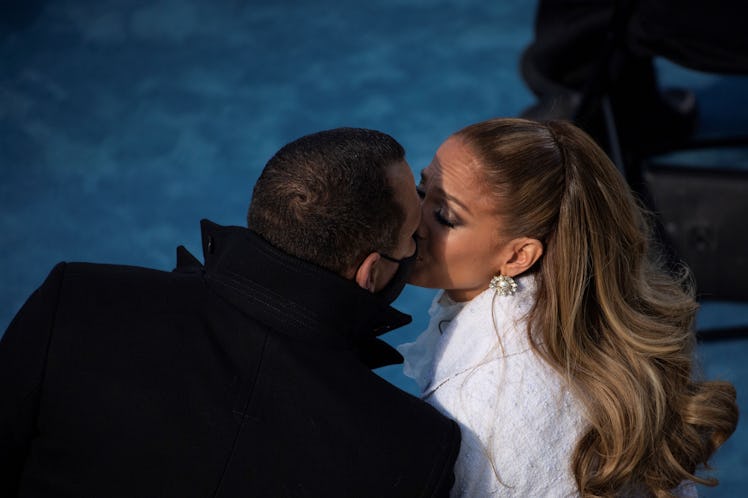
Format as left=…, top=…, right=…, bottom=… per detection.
left=0, top=128, right=460, bottom=497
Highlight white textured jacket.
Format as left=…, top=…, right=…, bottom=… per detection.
left=399, top=275, right=696, bottom=497
left=399, top=275, right=586, bottom=496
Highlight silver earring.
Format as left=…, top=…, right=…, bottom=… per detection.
left=489, top=274, right=517, bottom=296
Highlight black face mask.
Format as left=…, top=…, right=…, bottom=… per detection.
left=375, top=239, right=418, bottom=305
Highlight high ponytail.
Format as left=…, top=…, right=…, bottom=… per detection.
left=455, top=117, right=738, bottom=497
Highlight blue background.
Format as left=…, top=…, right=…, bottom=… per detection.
left=2, top=1, right=746, bottom=494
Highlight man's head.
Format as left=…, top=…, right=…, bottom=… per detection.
left=248, top=127, right=420, bottom=295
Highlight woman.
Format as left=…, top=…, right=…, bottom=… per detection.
left=399, top=118, right=738, bottom=497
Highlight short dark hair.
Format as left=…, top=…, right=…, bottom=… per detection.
left=247, top=127, right=406, bottom=275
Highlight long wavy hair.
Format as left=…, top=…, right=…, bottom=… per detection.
left=455, top=118, right=738, bottom=497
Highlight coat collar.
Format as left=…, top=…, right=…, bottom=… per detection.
left=175, top=219, right=410, bottom=368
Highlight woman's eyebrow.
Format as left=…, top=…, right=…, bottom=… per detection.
left=419, top=169, right=471, bottom=214
left=442, top=190, right=471, bottom=214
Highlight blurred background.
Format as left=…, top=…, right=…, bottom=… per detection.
left=1, top=0, right=746, bottom=494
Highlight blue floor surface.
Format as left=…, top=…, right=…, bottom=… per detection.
left=2, top=1, right=747, bottom=495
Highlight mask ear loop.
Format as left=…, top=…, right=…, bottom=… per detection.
left=379, top=234, right=418, bottom=264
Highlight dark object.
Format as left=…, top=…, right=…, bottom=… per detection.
left=628, top=0, right=748, bottom=75
left=645, top=163, right=748, bottom=303
left=521, top=0, right=748, bottom=339
left=0, top=220, right=460, bottom=497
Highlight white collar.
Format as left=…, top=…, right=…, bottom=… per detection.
left=399, top=275, right=537, bottom=397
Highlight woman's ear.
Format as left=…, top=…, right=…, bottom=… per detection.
left=498, top=237, right=543, bottom=277
left=354, top=252, right=381, bottom=292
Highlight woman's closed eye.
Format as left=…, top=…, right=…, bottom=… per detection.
left=417, top=180, right=459, bottom=228
left=435, top=208, right=457, bottom=228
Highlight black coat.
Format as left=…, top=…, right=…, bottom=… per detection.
left=0, top=220, right=460, bottom=497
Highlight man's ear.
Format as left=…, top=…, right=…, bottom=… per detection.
left=498, top=237, right=543, bottom=277
left=354, top=252, right=381, bottom=292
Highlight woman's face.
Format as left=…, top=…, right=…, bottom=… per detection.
left=409, top=136, right=515, bottom=302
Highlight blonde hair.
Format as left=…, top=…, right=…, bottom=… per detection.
left=455, top=118, right=738, bottom=497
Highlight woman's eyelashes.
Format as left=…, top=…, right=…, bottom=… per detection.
left=417, top=184, right=458, bottom=228
left=435, top=208, right=457, bottom=228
